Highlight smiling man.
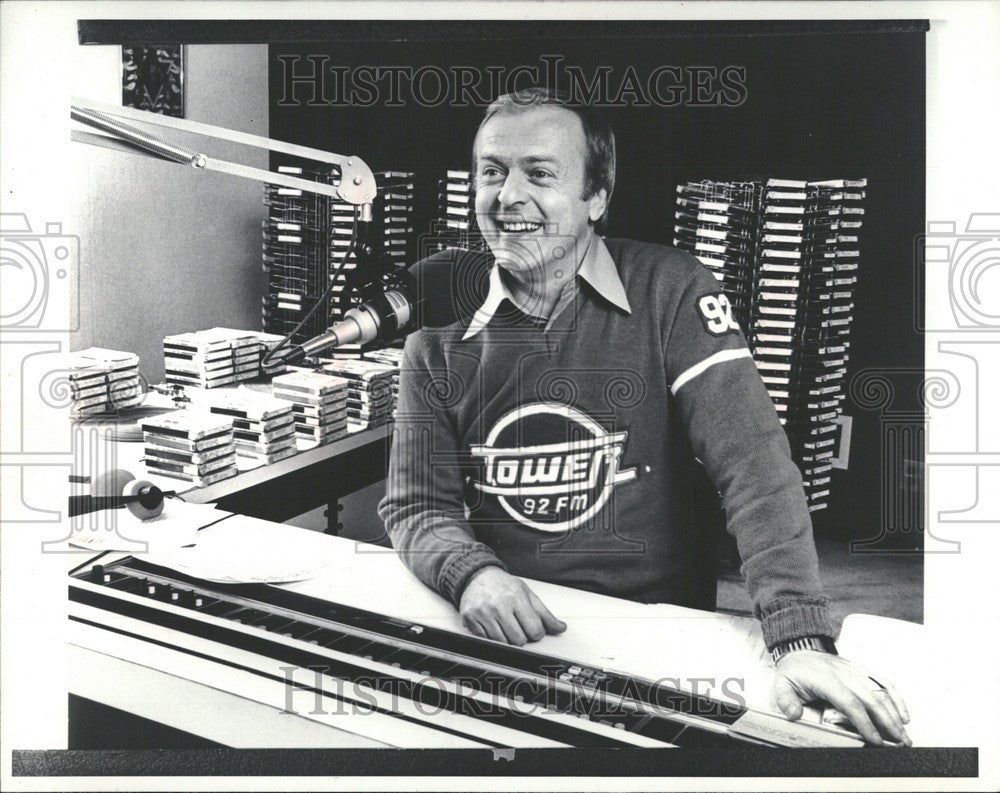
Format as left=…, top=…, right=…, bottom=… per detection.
left=471, top=98, right=610, bottom=322
left=379, top=88, right=910, bottom=745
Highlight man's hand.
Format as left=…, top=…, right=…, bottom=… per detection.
left=459, top=566, right=567, bottom=645
left=773, top=651, right=911, bottom=746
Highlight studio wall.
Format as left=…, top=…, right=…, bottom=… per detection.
left=72, top=45, right=270, bottom=382
left=269, top=29, right=925, bottom=548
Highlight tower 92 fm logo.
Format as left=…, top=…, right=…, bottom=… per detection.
left=470, top=402, right=637, bottom=533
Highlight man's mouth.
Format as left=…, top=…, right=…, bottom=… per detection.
left=495, top=219, right=543, bottom=234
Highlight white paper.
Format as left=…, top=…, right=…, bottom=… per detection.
left=143, top=514, right=337, bottom=583
left=67, top=498, right=220, bottom=554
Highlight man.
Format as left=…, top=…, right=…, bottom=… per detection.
left=378, top=88, right=909, bottom=745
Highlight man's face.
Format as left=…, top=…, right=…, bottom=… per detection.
left=473, top=105, right=607, bottom=283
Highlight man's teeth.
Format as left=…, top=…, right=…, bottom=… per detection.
left=498, top=221, right=542, bottom=232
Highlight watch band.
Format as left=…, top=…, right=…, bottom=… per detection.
left=770, top=635, right=838, bottom=664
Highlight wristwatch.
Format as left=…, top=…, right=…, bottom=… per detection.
left=769, top=635, right=838, bottom=664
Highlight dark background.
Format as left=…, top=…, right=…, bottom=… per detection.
left=268, top=29, right=926, bottom=550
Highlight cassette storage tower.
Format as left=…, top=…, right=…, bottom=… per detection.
left=673, top=181, right=760, bottom=331
left=431, top=169, right=484, bottom=252
left=674, top=178, right=867, bottom=512
left=262, top=166, right=416, bottom=352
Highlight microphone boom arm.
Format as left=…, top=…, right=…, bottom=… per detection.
left=70, top=97, right=377, bottom=214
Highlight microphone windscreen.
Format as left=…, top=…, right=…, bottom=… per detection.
left=92, top=468, right=137, bottom=499
left=122, top=479, right=166, bottom=520
left=410, top=248, right=492, bottom=329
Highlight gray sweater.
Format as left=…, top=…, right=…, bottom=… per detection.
left=379, top=237, right=833, bottom=649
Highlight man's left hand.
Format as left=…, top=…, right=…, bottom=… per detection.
left=773, top=651, right=912, bottom=746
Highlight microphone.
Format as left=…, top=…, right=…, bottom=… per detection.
left=277, top=248, right=492, bottom=366
left=282, top=271, right=416, bottom=364
left=69, top=468, right=176, bottom=519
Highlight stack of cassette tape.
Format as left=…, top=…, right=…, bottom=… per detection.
left=65, top=354, right=114, bottom=417
left=432, top=169, right=484, bottom=252
left=362, top=346, right=403, bottom=418
left=65, top=347, right=143, bottom=416
left=749, top=178, right=866, bottom=512
left=673, top=181, right=760, bottom=330
left=254, top=329, right=290, bottom=377
left=203, top=327, right=289, bottom=378
left=326, top=169, right=417, bottom=327
left=335, top=171, right=415, bottom=359
left=140, top=411, right=238, bottom=487
left=673, top=177, right=867, bottom=512
left=190, top=390, right=298, bottom=466
left=163, top=328, right=262, bottom=389
left=320, top=359, right=396, bottom=430
left=271, top=370, right=350, bottom=445
left=262, top=165, right=332, bottom=345
left=378, top=171, right=416, bottom=270
left=262, top=165, right=416, bottom=350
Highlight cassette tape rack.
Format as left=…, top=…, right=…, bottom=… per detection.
left=262, top=166, right=416, bottom=351
left=674, top=178, right=867, bottom=512
left=431, top=169, right=485, bottom=253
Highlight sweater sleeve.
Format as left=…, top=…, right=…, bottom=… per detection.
left=377, top=331, right=506, bottom=607
left=663, top=265, right=835, bottom=649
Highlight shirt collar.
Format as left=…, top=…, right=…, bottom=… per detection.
left=461, top=263, right=518, bottom=340
left=461, top=236, right=631, bottom=341
left=578, top=235, right=631, bottom=316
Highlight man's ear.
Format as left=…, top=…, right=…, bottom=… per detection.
left=588, top=188, right=608, bottom=224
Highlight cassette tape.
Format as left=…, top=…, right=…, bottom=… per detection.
left=147, top=464, right=239, bottom=487
left=237, top=444, right=299, bottom=465
left=140, top=430, right=235, bottom=454
left=234, top=433, right=297, bottom=454
left=143, top=443, right=236, bottom=467
left=294, top=423, right=348, bottom=443
left=274, top=385, right=350, bottom=408
left=674, top=234, right=756, bottom=258
left=290, top=396, right=348, bottom=418
left=145, top=451, right=237, bottom=477
left=293, top=409, right=349, bottom=429
left=164, top=329, right=260, bottom=357
left=141, top=410, right=234, bottom=443
left=233, top=422, right=296, bottom=445
left=320, top=359, right=396, bottom=382
left=196, top=393, right=293, bottom=424
left=272, top=370, right=350, bottom=397
left=72, top=347, right=140, bottom=374
left=228, top=412, right=296, bottom=434
left=71, top=392, right=111, bottom=412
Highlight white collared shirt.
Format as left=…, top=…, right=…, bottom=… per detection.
left=461, top=235, right=632, bottom=340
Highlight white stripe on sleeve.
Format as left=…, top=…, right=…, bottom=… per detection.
left=671, top=348, right=753, bottom=394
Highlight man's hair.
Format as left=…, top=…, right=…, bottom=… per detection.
left=473, top=87, right=617, bottom=233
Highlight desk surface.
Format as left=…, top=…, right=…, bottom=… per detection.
left=67, top=508, right=970, bottom=749
left=72, top=421, right=389, bottom=500
left=176, top=425, right=388, bottom=505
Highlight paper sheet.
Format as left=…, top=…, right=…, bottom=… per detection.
left=836, top=613, right=975, bottom=747
left=68, top=498, right=220, bottom=554
left=143, top=514, right=337, bottom=583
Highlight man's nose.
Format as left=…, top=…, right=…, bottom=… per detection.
left=497, top=171, right=529, bottom=208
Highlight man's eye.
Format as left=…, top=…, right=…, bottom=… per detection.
left=479, top=167, right=502, bottom=178
left=531, top=170, right=553, bottom=180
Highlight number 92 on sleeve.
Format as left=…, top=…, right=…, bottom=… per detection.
left=697, top=293, right=741, bottom=335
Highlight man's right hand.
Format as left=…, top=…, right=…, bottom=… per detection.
left=459, top=566, right=567, bottom=646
